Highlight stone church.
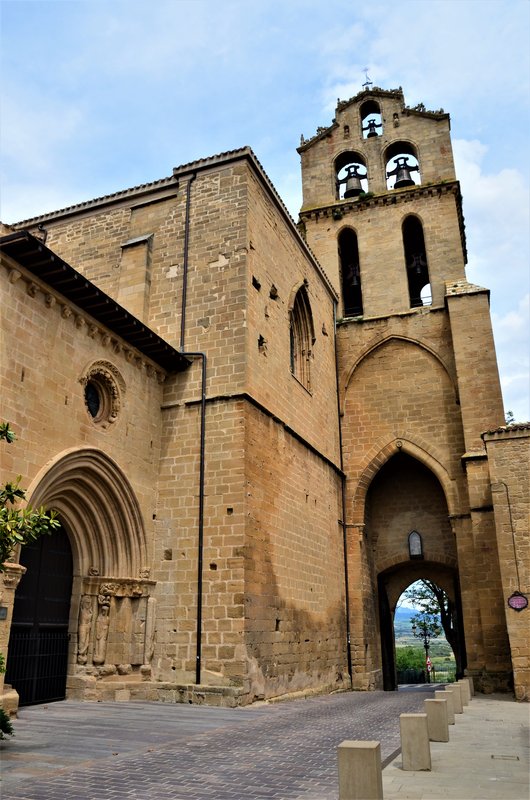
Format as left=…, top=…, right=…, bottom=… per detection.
left=1, top=87, right=528, bottom=714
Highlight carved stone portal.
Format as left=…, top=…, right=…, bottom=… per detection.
left=76, top=577, right=156, bottom=675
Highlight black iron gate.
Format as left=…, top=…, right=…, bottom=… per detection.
left=5, top=525, right=73, bottom=706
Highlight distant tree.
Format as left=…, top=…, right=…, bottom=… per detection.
left=404, top=579, right=463, bottom=674
left=395, top=646, right=425, bottom=672
left=505, top=410, right=515, bottom=425
left=0, top=422, right=59, bottom=570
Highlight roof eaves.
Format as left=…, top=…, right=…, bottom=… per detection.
left=0, top=230, right=190, bottom=373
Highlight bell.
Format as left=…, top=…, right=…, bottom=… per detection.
left=387, top=156, right=418, bottom=188
left=395, top=166, right=415, bottom=188
left=409, top=254, right=426, bottom=274
left=343, top=165, right=365, bottom=198
left=351, top=265, right=359, bottom=286
left=362, top=119, right=382, bottom=138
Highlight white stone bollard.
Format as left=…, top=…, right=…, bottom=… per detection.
left=458, top=678, right=471, bottom=704
left=337, top=740, right=384, bottom=800
left=400, top=713, right=432, bottom=771
left=435, top=689, right=455, bottom=724
left=424, top=698, right=449, bottom=741
left=465, top=675, right=475, bottom=696
left=445, top=684, right=463, bottom=714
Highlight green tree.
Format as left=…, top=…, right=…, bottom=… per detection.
left=0, top=422, right=59, bottom=570
left=395, top=646, right=426, bottom=672
left=404, top=579, right=463, bottom=674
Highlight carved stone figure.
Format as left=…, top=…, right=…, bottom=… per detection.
left=93, top=595, right=111, bottom=665
left=144, top=596, right=156, bottom=665
left=77, top=595, right=93, bottom=664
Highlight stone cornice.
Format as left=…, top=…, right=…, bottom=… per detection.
left=299, top=180, right=467, bottom=264
left=1, top=257, right=170, bottom=384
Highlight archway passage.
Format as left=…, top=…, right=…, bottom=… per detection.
left=5, top=524, right=73, bottom=705
left=360, top=452, right=466, bottom=690
left=378, top=564, right=466, bottom=691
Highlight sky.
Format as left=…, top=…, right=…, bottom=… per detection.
left=1, top=0, right=528, bottom=420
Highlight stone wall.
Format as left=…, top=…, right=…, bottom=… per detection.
left=244, top=402, right=347, bottom=701
left=1, top=252, right=165, bottom=705
left=484, top=426, right=530, bottom=700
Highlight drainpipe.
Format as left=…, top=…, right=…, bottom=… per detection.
left=177, top=172, right=207, bottom=685
left=334, top=302, right=353, bottom=687
left=182, top=350, right=206, bottom=686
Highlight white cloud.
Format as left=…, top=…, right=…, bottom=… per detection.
left=492, top=294, right=530, bottom=422
left=451, top=138, right=529, bottom=420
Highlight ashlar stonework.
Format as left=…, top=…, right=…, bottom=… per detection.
left=1, top=88, right=528, bottom=712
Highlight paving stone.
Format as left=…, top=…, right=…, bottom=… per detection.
left=1, top=689, right=527, bottom=800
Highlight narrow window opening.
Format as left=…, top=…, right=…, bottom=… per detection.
left=408, top=530, right=423, bottom=559
left=360, top=99, right=383, bottom=139
left=335, top=151, right=368, bottom=200
left=403, top=216, right=431, bottom=308
left=289, top=285, right=314, bottom=390
left=339, top=228, right=363, bottom=317
left=385, top=142, right=421, bottom=190
left=252, top=276, right=261, bottom=291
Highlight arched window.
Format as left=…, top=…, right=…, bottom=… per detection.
left=402, top=216, right=431, bottom=308
left=290, top=284, right=315, bottom=390
left=408, top=530, right=423, bottom=559
left=339, top=228, right=363, bottom=317
left=360, top=99, right=383, bottom=139
left=385, top=141, right=421, bottom=190
left=335, top=151, right=368, bottom=200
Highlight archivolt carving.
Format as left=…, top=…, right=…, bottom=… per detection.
left=27, top=447, right=148, bottom=578
left=99, top=581, right=144, bottom=597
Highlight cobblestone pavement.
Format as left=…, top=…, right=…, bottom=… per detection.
left=0, top=686, right=435, bottom=799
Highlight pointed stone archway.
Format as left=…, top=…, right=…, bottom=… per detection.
left=348, top=449, right=466, bottom=690
left=5, top=448, right=156, bottom=704
left=378, top=561, right=466, bottom=691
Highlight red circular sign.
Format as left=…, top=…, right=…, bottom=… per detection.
left=507, top=592, right=528, bottom=611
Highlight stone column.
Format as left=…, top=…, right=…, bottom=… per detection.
left=0, top=562, right=27, bottom=715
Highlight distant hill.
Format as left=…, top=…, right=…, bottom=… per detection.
left=394, top=607, right=415, bottom=622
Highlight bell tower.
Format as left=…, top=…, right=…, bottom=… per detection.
left=298, top=87, right=465, bottom=315
left=298, top=87, right=512, bottom=693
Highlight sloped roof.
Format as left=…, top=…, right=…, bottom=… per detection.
left=9, top=146, right=338, bottom=301
left=1, top=230, right=190, bottom=373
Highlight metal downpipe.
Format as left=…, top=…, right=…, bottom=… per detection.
left=334, top=301, right=353, bottom=686
left=178, top=172, right=206, bottom=685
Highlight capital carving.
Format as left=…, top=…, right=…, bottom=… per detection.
left=1, top=562, right=27, bottom=590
